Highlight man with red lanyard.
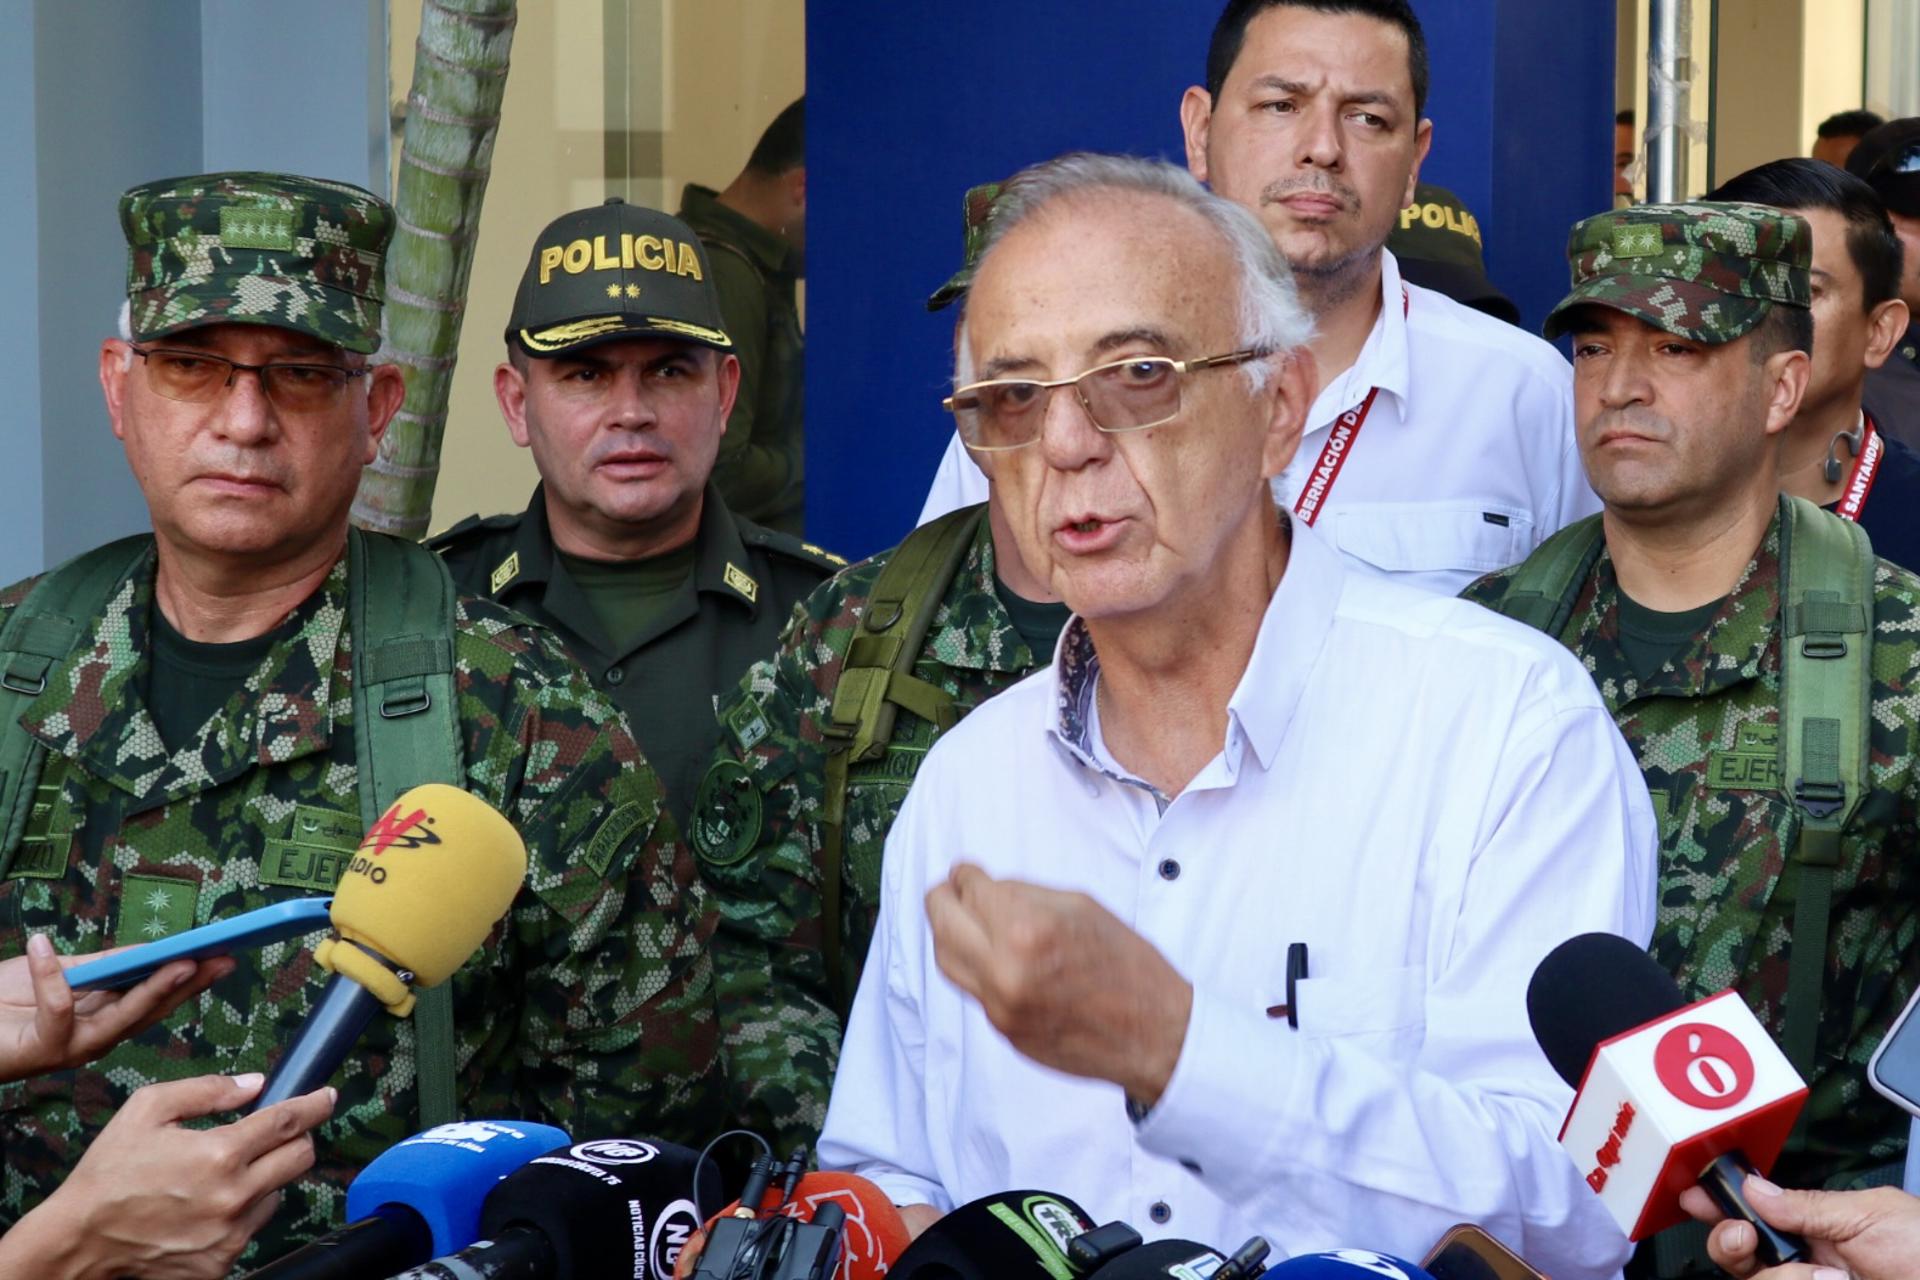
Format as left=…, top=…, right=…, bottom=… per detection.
left=921, top=0, right=1597, bottom=596
left=1712, top=158, right=1920, bottom=570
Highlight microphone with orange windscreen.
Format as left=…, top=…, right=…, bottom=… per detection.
left=682, top=1166, right=911, bottom=1280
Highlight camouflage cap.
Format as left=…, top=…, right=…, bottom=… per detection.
left=120, top=171, right=393, bottom=355
left=1543, top=201, right=1811, bottom=344
left=507, top=198, right=731, bottom=355
left=925, top=181, right=1006, bottom=313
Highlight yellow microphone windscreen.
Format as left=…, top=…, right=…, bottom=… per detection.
left=316, top=783, right=528, bottom=1015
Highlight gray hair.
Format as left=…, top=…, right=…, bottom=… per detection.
left=963, top=152, right=1314, bottom=390
left=114, top=299, right=382, bottom=370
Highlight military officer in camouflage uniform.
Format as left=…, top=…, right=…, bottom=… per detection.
left=0, top=173, right=723, bottom=1265
left=432, top=199, right=841, bottom=829
left=689, top=183, right=1068, bottom=1154
left=678, top=98, right=807, bottom=535
left=1463, top=202, right=1920, bottom=1275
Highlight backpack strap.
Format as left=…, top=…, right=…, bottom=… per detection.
left=1777, top=496, right=1875, bottom=1077
left=818, top=504, right=985, bottom=1011
left=1491, top=514, right=1608, bottom=639
left=0, top=536, right=151, bottom=878
left=347, top=528, right=465, bottom=1127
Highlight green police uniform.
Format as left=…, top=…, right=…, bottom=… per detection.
left=1464, top=204, right=1920, bottom=1275
left=0, top=174, right=724, bottom=1265
left=432, top=484, right=842, bottom=829
left=444, top=198, right=843, bottom=829
left=677, top=184, right=805, bottom=535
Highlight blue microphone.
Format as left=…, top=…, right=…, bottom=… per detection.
left=242, top=1119, right=569, bottom=1279
left=1262, top=1251, right=1439, bottom=1280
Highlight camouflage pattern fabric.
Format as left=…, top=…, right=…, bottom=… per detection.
left=120, top=171, right=392, bottom=354
left=0, top=545, right=724, bottom=1265
left=1543, top=200, right=1811, bottom=344
left=925, top=181, right=1007, bottom=312
left=689, top=517, right=1043, bottom=1152
left=1463, top=507, right=1920, bottom=1188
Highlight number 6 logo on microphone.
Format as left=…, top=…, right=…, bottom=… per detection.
left=1654, top=1022, right=1757, bottom=1110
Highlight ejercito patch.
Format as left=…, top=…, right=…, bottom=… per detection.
left=690, top=759, right=761, bottom=867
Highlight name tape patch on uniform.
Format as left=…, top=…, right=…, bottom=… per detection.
left=1707, top=721, right=1781, bottom=792
left=690, top=759, right=761, bottom=867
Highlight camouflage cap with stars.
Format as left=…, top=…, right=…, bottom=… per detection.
left=119, top=170, right=394, bottom=354
left=1543, top=200, right=1811, bottom=344
left=507, top=198, right=731, bottom=356
left=925, top=181, right=1006, bottom=313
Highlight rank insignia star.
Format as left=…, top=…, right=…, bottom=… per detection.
left=625, top=283, right=642, bottom=299
left=606, top=283, right=623, bottom=298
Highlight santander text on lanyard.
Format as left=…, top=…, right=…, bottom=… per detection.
left=1835, top=418, right=1884, bottom=524
left=1292, top=286, right=1410, bottom=528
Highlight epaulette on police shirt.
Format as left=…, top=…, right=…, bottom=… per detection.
left=741, top=522, right=847, bottom=574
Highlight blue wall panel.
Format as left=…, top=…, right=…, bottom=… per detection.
left=805, top=0, right=1616, bottom=559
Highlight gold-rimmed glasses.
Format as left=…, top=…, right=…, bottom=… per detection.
left=942, top=349, right=1271, bottom=451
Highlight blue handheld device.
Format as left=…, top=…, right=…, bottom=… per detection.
left=64, top=897, right=334, bottom=991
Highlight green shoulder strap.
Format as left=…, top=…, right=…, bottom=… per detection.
left=818, top=503, right=985, bottom=1012
left=346, top=528, right=465, bottom=1128
left=1777, top=496, right=1874, bottom=1078
left=1490, top=514, right=1608, bottom=639
left=0, top=536, right=152, bottom=878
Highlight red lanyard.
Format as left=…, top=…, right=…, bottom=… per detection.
left=1291, top=287, right=1409, bottom=528
left=1834, top=418, right=1883, bottom=524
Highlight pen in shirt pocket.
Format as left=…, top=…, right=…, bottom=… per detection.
left=1266, top=942, right=1308, bottom=1029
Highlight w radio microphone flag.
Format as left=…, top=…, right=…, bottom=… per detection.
left=254, top=784, right=527, bottom=1110
left=1528, top=932, right=1808, bottom=1266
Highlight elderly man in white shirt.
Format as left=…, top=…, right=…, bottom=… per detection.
left=818, top=153, right=1656, bottom=1278
left=916, top=0, right=1596, bottom=595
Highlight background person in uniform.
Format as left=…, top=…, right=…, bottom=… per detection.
left=1813, top=109, right=1885, bottom=170
left=692, top=181, right=1067, bottom=1155
left=678, top=98, right=808, bottom=536
left=432, top=200, right=841, bottom=829
left=921, top=0, right=1600, bottom=595
left=0, top=943, right=331, bottom=1277
left=1618, top=108, right=1637, bottom=203
left=0, top=172, right=723, bottom=1264
left=823, top=153, right=1653, bottom=1275
left=1387, top=181, right=1519, bottom=324
left=1462, top=204, right=1920, bottom=1271
left=1849, top=119, right=1920, bottom=444
left=1710, top=159, right=1920, bottom=568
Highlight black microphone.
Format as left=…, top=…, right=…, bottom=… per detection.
left=391, top=1137, right=722, bottom=1280
left=890, top=1190, right=1096, bottom=1279
left=241, top=1119, right=568, bottom=1280
left=1528, top=932, right=1809, bottom=1267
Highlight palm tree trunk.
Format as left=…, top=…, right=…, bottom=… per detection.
left=352, top=0, right=518, bottom=538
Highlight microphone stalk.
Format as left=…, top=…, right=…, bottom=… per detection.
left=254, top=969, right=387, bottom=1111
left=390, top=1228, right=557, bottom=1280
left=1698, top=1152, right=1808, bottom=1266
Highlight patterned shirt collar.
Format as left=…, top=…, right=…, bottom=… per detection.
left=1044, top=513, right=1344, bottom=784
left=24, top=546, right=350, bottom=806
left=1573, top=506, right=1782, bottom=712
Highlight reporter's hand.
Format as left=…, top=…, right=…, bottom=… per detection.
left=897, top=1202, right=942, bottom=1240
left=1679, top=1175, right=1920, bottom=1280
left=0, top=1072, right=334, bottom=1280
left=0, top=934, right=233, bottom=1084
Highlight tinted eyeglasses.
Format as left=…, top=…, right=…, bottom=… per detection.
left=128, top=345, right=369, bottom=412
left=943, top=350, right=1271, bottom=452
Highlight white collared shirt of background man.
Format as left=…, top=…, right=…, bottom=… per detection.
left=917, top=251, right=1599, bottom=595
left=819, top=517, right=1656, bottom=1279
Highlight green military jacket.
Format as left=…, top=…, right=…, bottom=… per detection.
left=1463, top=510, right=1920, bottom=1188
left=431, top=485, right=841, bottom=828
left=688, top=516, right=1046, bottom=1153
left=677, top=184, right=806, bottom=535
left=0, top=545, right=723, bottom=1264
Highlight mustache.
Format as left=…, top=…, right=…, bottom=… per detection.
left=1259, top=175, right=1361, bottom=209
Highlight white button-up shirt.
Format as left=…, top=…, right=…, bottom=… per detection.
left=819, top=517, right=1655, bottom=1279
left=916, top=251, right=1599, bottom=596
